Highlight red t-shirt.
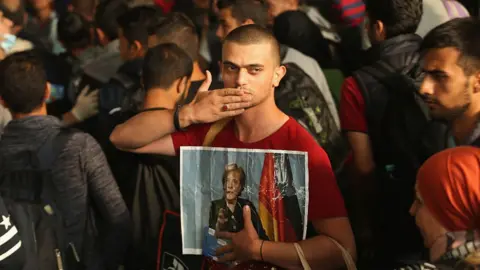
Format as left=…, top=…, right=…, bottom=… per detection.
left=339, top=76, right=368, bottom=133
left=171, top=117, right=347, bottom=221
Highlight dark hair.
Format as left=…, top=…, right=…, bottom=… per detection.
left=0, top=51, right=48, bottom=114
left=117, top=5, right=157, bottom=47
left=70, top=0, right=98, bottom=19
left=222, top=164, right=246, bottom=194
left=224, top=24, right=280, bottom=65
left=149, top=12, right=199, bottom=61
left=365, top=0, right=422, bottom=38
left=57, top=11, right=92, bottom=50
left=143, top=43, right=193, bottom=90
left=421, top=18, right=480, bottom=75
left=0, top=1, right=25, bottom=27
left=94, top=0, right=129, bottom=41
left=217, top=0, right=268, bottom=27
left=273, top=10, right=331, bottom=65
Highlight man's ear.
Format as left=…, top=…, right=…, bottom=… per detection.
left=177, top=76, right=189, bottom=94
left=44, top=83, right=51, bottom=102
left=473, top=72, right=480, bottom=94
left=132, top=40, right=143, bottom=55
left=272, top=65, right=287, bottom=87
left=96, top=28, right=108, bottom=46
left=242, top=18, right=255, bottom=26
left=375, top=20, right=386, bottom=40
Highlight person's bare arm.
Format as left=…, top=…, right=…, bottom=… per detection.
left=62, top=111, right=80, bottom=126
left=258, top=218, right=356, bottom=269
left=110, top=109, right=179, bottom=151
left=346, top=131, right=375, bottom=177
left=123, top=135, right=177, bottom=156
left=345, top=131, right=376, bottom=250
left=110, top=71, right=253, bottom=152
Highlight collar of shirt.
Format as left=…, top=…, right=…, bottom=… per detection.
left=448, top=121, right=480, bottom=147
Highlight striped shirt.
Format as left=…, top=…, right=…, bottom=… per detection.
left=332, top=0, right=365, bottom=26
left=416, top=0, right=470, bottom=37
left=442, top=0, right=470, bottom=19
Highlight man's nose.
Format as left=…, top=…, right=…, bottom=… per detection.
left=419, top=76, right=434, bottom=96
left=409, top=202, right=417, bottom=217
left=236, top=69, right=248, bottom=87
left=216, top=25, right=223, bottom=40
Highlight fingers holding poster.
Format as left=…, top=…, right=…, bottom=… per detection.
left=180, top=147, right=309, bottom=267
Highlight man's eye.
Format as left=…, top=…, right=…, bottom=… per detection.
left=250, top=68, right=262, bottom=74
left=227, top=65, right=238, bottom=71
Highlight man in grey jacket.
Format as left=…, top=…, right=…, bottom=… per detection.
left=0, top=51, right=131, bottom=269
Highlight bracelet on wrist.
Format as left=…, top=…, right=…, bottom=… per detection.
left=260, top=240, right=265, bottom=261
left=173, top=105, right=187, bottom=131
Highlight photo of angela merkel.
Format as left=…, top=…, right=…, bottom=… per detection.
left=208, top=163, right=268, bottom=240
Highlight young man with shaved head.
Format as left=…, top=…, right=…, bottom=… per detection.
left=110, top=24, right=355, bottom=269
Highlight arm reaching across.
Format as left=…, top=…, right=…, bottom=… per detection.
left=110, top=71, right=253, bottom=153
left=62, top=86, right=99, bottom=126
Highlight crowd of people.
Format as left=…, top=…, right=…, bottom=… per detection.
left=0, top=0, right=479, bottom=269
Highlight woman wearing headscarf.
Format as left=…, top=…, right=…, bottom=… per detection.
left=400, top=146, right=480, bottom=269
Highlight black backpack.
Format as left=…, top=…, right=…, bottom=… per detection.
left=99, top=66, right=143, bottom=116
left=357, top=56, right=449, bottom=187
left=96, top=108, right=203, bottom=270
left=276, top=62, right=349, bottom=173
left=0, top=194, right=24, bottom=269
left=354, top=55, right=450, bottom=253
left=0, top=130, right=88, bottom=270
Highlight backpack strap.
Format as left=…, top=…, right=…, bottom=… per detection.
left=353, top=61, right=394, bottom=120
left=36, top=129, right=75, bottom=170
left=202, top=118, right=232, bottom=147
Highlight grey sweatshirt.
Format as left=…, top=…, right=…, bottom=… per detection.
left=0, top=115, right=131, bottom=269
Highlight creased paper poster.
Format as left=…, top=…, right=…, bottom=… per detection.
left=180, top=147, right=309, bottom=265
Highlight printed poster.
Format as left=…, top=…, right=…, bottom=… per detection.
left=180, top=147, right=309, bottom=262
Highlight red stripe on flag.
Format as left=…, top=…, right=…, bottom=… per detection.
left=259, top=153, right=299, bottom=243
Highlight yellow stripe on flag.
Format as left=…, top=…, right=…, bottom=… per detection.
left=259, top=202, right=280, bottom=241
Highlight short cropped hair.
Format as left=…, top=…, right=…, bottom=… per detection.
left=223, top=24, right=280, bottom=65
left=95, top=0, right=129, bottom=41
left=222, top=163, right=246, bottom=193
left=58, top=11, right=92, bottom=50
left=117, top=5, right=157, bottom=47
left=0, top=51, right=48, bottom=114
left=365, top=0, right=422, bottom=38
left=142, top=43, right=193, bottom=90
left=421, top=18, right=480, bottom=76
left=148, top=12, right=199, bottom=61
left=217, top=0, right=268, bottom=27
